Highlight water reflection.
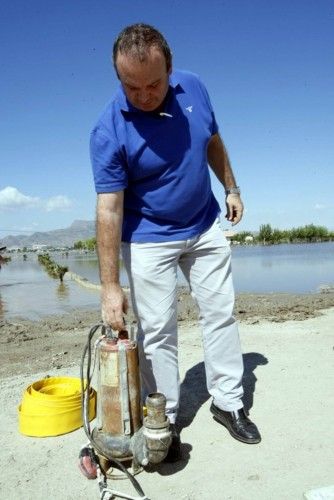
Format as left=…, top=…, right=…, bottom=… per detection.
left=1, top=242, right=333, bottom=320
left=231, top=242, right=334, bottom=293
left=57, top=243, right=334, bottom=294
left=0, top=293, right=5, bottom=319
left=56, top=282, right=69, bottom=300
left=0, top=253, right=100, bottom=320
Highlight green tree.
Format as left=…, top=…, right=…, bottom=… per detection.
left=85, top=237, right=96, bottom=251
left=74, top=240, right=84, bottom=249
left=73, top=238, right=96, bottom=250
left=271, top=229, right=283, bottom=244
left=258, top=224, right=273, bottom=244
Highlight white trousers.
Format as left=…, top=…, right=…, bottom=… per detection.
left=122, top=219, right=244, bottom=423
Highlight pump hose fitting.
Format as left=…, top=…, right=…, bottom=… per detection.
left=143, top=393, right=172, bottom=464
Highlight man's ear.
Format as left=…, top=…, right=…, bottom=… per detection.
left=114, top=64, right=121, bottom=80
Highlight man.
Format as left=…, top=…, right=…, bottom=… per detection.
left=90, top=23, right=261, bottom=462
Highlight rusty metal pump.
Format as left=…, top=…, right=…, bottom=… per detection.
left=80, top=323, right=171, bottom=499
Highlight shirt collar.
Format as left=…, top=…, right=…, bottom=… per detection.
left=117, top=72, right=184, bottom=113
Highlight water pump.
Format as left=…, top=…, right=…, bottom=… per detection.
left=80, top=323, right=172, bottom=499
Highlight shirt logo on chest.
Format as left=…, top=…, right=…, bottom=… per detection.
left=185, top=105, right=193, bottom=113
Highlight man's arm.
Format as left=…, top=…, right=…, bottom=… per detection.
left=207, top=132, right=244, bottom=226
left=96, top=191, right=128, bottom=330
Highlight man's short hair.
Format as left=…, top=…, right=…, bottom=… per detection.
left=113, top=23, right=172, bottom=72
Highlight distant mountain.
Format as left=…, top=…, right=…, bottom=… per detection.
left=0, top=220, right=96, bottom=249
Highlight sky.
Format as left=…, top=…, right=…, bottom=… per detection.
left=0, top=0, right=333, bottom=238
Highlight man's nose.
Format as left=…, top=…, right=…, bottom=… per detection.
left=138, top=91, right=150, bottom=103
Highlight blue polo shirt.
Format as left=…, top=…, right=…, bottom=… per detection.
left=90, top=70, right=220, bottom=242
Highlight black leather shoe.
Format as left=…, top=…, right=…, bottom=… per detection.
left=210, top=403, right=261, bottom=444
left=164, top=424, right=182, bottom=462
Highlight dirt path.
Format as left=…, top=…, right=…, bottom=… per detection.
left=0, top=307, right=333, bottom=499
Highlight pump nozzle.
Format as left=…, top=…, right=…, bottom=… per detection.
left=142, top=393, right=171, bottom=464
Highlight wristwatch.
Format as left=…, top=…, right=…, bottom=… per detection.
left=225, top=186, right=241, bottom=195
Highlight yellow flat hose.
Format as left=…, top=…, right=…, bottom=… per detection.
left=18, top=377, right=96, bottom=437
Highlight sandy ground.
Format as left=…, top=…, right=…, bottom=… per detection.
left=0, top=292, right=334, bottom=499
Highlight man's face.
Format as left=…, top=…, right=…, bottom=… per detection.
left=115, top=47, right=171, bottom=112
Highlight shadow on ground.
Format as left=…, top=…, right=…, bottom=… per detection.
left=150, top=352, right=268, bottom=475
left=176, top=351, right=268, bottom=430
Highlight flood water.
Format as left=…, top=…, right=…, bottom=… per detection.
left=1, top=242, right=333, bottom=320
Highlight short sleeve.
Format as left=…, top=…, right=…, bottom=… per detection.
left=197, top=78, right=219, bottom=136
left=90, top=126, right=128, bottom=193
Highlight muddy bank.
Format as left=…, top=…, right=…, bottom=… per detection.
left=2, top=288, right=334, bottom=335
left=1, top=290, right=333, bottom=379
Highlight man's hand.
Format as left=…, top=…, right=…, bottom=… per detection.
left=225, top=194, right=244, bottom=226
left=101, top=283, right=128, bottom=331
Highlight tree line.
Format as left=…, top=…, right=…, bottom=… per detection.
left=73, top=224, right=333, bottom=248
left=232, top=224, right=334, bottom=245
left=73, top=237, right=96, bottom=251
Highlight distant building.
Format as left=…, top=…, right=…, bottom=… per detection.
left=223, top=230, right=236, bottom=239
left=32, top=244, right=48, bottom=251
